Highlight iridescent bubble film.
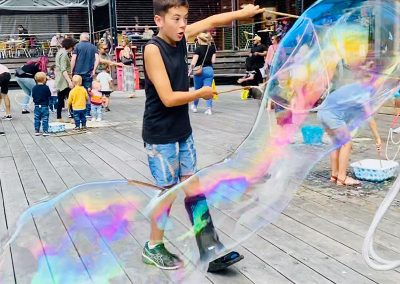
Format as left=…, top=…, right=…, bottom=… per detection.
left=2, top=0, right=400, bottom=283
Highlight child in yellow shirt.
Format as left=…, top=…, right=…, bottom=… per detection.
left=68, top=75, right=89, bottom=130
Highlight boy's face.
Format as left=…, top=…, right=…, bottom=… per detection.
left=155, top=6, right=188, bottom=42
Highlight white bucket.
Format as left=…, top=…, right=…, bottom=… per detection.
left=350, top=159, right=399, bottom=182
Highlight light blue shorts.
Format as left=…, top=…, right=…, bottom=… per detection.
left=394, top=89, right=400, bottom=98
left=145, top=135, right=197, bottom=188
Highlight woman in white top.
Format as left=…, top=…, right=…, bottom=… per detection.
left=0, top=64, right=12, bottom=120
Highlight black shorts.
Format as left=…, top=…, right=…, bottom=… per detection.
left=0, top=72, right=11, bottom=95
left=101, top=91, right=112, bottom=97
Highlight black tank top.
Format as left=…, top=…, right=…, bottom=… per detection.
left=142, top=36, right=191, bottom=144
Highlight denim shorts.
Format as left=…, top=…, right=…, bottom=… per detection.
left=145, top=135, right=197, bottom=188
left=317, top=110, right=346, bottom=130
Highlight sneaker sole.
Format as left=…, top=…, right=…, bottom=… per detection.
left=141, top=252, right=182, bottom=270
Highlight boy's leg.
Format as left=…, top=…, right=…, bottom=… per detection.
left=142, top=142, right=183, bottom=269
left=42, top=108, right=49, bottom=133
left=96, top=105, right=102, bottom=120
left=179, top=135, right=243, bottom=272
left=91, top=104, right=96, bottom=118
left=80, top=110, right=87, bottom=127
left=34, top=107, right=40, bottom=132
left=73, top=111, right=81, bottom=128
left=105, top=93, right=111, bottom=108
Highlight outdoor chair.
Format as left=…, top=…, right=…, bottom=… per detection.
left=15, top=42, right=30, bottom=58
left=40, top=41, right=50, bottom=56
left=243, top=31, right=254, bottom=50
left=0, top=41, right=12, bottom=59
left=48, top=46, right=58, bottom=57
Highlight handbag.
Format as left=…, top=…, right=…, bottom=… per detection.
left=15, top=67, right=28, bottom=77
left=121, top=56, right=133, bottom=65
left=192, top=45, right=210, bottom=76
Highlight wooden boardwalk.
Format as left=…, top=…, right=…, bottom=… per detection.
left=0, top=86, right=399, bottom=283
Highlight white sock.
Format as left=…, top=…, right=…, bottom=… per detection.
left=148, top=242, right=161, bottom=249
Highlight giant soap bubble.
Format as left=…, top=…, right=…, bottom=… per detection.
left=2, top=0, right=400, bottom=282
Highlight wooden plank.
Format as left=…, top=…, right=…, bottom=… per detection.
left=12, top=118, right=130, bottom=283
left=277, top=203, right=400, bottom=283
left=294, top=189, right=400, bottom=238
left=0, top=180, right=15, bottom=284
left=0, top=155, right=54, bottom=283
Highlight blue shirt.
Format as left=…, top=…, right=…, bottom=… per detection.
left=73, top=41, right=98, bottom=75
left=32, top=84, right=51, bottom=106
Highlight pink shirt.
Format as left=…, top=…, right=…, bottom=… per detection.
left=265, top=44, right=278, bottom=66
left=0, top=64, right=9, bottom=74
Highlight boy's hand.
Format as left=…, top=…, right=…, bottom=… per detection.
left=198, top=86, right=215, bottom=100
left=238, top=4, right=265, bottom=20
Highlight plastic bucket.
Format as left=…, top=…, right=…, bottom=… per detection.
left=301, top=125, right=324, bottom=145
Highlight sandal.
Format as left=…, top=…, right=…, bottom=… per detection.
left=336, top=176, right=361, bottom=187
left=330, top=175, right=338, bottom=182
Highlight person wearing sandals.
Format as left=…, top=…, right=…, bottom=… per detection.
left=119, top=39, right=136, bottom=98
left=189, top=32, right=217, bottom=115
left=317, top=71, right=382, bottom=186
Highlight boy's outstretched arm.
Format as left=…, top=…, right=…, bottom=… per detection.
left=144, top=44, right=214, bottom=107
left=185, top=4, right=265, bottom=39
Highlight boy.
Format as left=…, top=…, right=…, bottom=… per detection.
left=32, top=72, right=51, bottom=136
left=96, top=65, right=113, bottom=112
left=142, top=0, right=264, bottom=272
left=68, top=75, right=89, bottom=131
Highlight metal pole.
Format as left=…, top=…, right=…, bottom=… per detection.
left=88, top=0, right=94, bottom=43
left=109, top=0, right=118, bottom=48
left=231, top=0, right=238, bottom=50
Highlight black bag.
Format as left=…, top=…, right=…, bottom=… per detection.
left=15, top=66, right=33, bottom=77
left=15, top=67, right=26, bottom=77
left=121, top=56, right=133, bottom=66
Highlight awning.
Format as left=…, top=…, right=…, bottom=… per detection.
left=0, top=0, right=108, bottom=11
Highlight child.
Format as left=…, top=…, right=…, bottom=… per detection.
left=89, top=80, right=103, bottom=121
left=142, top=0, right=264, bottom=271
left=32, top=72, right=51, bottom=136
left=96, top=65, right=113, bottom=112
left=392, top=89, right=400, bottom=133
left=46, top=67, right=58, bottom=112
left=68, top=75, right=88, bottom=131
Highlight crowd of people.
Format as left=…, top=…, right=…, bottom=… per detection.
left=0, top=31, right=137, bottom=135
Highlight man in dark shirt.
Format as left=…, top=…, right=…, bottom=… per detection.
left=238, top=35, right=267, bottom=90
left=71, top=32, right=99, bottom=117
left=32, top=72, right=51, bottom=136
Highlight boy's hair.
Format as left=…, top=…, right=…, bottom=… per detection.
left=103, top=64, right=110, bottom=72
left=34, top=72, right=47, bottom=84
left=153, top=0, right=189, bottom=15
left=72, top=75, right=82, bottom=86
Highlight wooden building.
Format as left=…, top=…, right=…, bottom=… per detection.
left=0, top=0, right=315, bottom=49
